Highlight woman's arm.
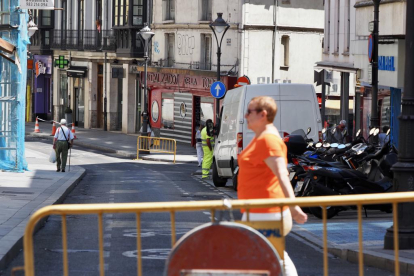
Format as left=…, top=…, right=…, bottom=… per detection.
left=264, top=156, right=308, bottom=224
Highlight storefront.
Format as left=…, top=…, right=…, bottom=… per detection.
left=354, top=39, right=405, bottom=145
left=142, top=69, right=236, bottom=145
left=33, top=55, right=53, bottom=120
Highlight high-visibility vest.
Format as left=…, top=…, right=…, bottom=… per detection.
left=201, top=127, right=214, bottom=148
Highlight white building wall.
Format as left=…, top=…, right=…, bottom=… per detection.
left=152, top=0, right=240, bottom=73
left=277, top=0, right=324, bottom=28
left=353, top=1, right=407, bottom=88
left=152, top=0, right=323, bottom=88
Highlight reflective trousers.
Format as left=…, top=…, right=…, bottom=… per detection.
left=202, top=146, right=213, bottom=178
left=196, top=143, right=203, bottom=166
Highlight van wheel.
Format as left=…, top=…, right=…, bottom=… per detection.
left=212, top=161, right=227, bottom=187
left=232, top=172, right=238, bottom=191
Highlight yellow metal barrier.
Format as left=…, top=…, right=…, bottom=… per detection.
left=19, top=192, right=414, bottom=276
left=135, top=136, right=177, bottom=163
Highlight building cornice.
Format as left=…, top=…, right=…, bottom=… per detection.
left=276, top=25, right=324, bottom=33
left=151, top=23, right=238, bottom=30
left=354, top=0, right=405, bottom=8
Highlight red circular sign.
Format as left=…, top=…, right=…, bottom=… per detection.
left=237, top=75, right=251, bottom=85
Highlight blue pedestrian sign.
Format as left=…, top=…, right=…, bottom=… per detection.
left=210, top=81, right=227, bottom=99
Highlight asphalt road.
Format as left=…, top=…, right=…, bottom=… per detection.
left=2, top=140, right=402, bottom=276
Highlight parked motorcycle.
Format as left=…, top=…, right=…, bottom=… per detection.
left=295, top=129, right=396, bottom=219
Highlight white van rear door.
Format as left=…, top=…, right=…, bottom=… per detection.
left=279, top=84, right=321, bottom=142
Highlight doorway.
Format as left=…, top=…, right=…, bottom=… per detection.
left=74, top=89, right=84, bottom=127
left=97, top=75, right=103, bottom=128
left=117, top=78, right=123, bottom=130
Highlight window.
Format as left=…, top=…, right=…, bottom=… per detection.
left=61, top=0, right=67, bottom=31
left=324, top=0, right=330, bottom=52
left=166, top=33, right=175, bottom=67
left=44, top=30, right=50, bottom=45
left=281, top=35, right=289, bottom=67
left=200, top=34, right=212, bottom=70
left=113, top=0, right=129, bottom=26
left=78, top=0, right=84, bottom=30
left=334, top=0, right=340, bottom=53
left=162, top=98, right=174, bottom=129
left=0, top=1, right=10, bottom=24
left=345, top=0, right=350, bottom=52
left=132, top=0, right=144, bottom=26
left=162, top=0, right=175, bottom=21
left=41, top=10, right=52, bottom=26
left=199, top=0, right=212, bottom=21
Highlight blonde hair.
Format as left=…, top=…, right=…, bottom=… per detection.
left=250, top=96, right=277, bottom=123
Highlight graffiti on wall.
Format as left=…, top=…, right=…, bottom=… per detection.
left=177, top=34, right=195, bottom=56
left=154, top=41, right=160, bottom=54
left=257, top=77, right=292, bottom=84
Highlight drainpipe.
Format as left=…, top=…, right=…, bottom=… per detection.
left=272, top=0, right=277, bottom=83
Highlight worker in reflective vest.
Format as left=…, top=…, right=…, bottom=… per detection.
left=201, top=119, right=215, bottom=179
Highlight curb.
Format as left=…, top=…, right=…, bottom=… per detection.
left=0, top=166, right=86, bottom=271
left=290, top=227, right=414, bottom=275
left=26, top=133, right=197, bottom=163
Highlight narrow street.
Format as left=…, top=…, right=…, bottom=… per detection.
left=2, top=140, right=402, bottom=276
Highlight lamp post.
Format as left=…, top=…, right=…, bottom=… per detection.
left=384, top=0, right=414, bottom=250
left=210, top=13, right=230, bottom=123
left=370, top=0, right=380, bottom=129
left=138, top=24, right=155, bottom=139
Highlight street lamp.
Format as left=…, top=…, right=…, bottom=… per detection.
left=370, top=0, right=381, bottom=129
left=138, top=24, right=155, bottom=139
left=384, top=0, right=414, bottom=250
left=210, top=13, right=230, bottom=123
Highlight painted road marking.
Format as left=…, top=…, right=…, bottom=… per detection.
left=123, top=249, right=170, bottom=260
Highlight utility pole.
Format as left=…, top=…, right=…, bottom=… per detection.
left=384, top=0, right=414, bottom=250
left=370, top=0, right=380, bottom=128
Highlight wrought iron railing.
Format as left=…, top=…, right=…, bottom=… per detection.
left=51, top=29, right=116, bottom=52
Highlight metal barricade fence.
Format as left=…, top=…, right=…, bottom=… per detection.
left=14, top=192, right=414, bottom=276
left=136, top=136, right=177, bottom=163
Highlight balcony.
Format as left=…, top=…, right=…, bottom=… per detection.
left=51, top=29, right=116, bottom=52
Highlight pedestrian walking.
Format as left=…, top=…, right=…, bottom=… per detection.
left=332, top=120, right=347, bottom=143
left=53, top=119, right=74, bottom=172
left=237, top=96, right=307, bottom=276
left=195, top=124, right=204, bottom=167
left=201, top=119, right=214, bottom=179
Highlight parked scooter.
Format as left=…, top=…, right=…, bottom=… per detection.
left=295, top=129, right=396, bottom=219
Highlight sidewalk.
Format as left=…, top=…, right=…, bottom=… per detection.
left=24, top=121, right=414, bottom=274
left=0, top=148, right=85, bottom=270
left=25, top=122, right=198, bottom=163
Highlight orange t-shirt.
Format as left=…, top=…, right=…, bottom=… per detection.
left=238, top=133, right=288, bottom=213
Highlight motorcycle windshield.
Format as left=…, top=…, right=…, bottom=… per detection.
left=291, top=129, right=307, bottom=139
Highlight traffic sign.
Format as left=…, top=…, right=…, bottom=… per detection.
left=368, top=34, right=374, bottom=63
left=210, top=81, right=227, bottom=99
left=237, top=75, right=251, bottom=86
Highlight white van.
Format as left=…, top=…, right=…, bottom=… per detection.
left=212, top=83, right=322, bottom=189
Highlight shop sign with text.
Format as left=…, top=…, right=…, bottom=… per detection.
left=21, top=0, right=54, bottom=9
left=147, top=72, right=219, bottom=90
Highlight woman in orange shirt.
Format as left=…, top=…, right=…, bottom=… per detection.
left=238, top=96, right=307, bottom=276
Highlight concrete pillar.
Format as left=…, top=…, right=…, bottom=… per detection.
left=122, top=64, right=136, bottom=134
left=89, top=62, right=98, bottom=128
left=52, top=65, right=60, bottom=122
left=107, top=64, right=119, bottom=131
left=83, top=62, right=91, bottom=129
